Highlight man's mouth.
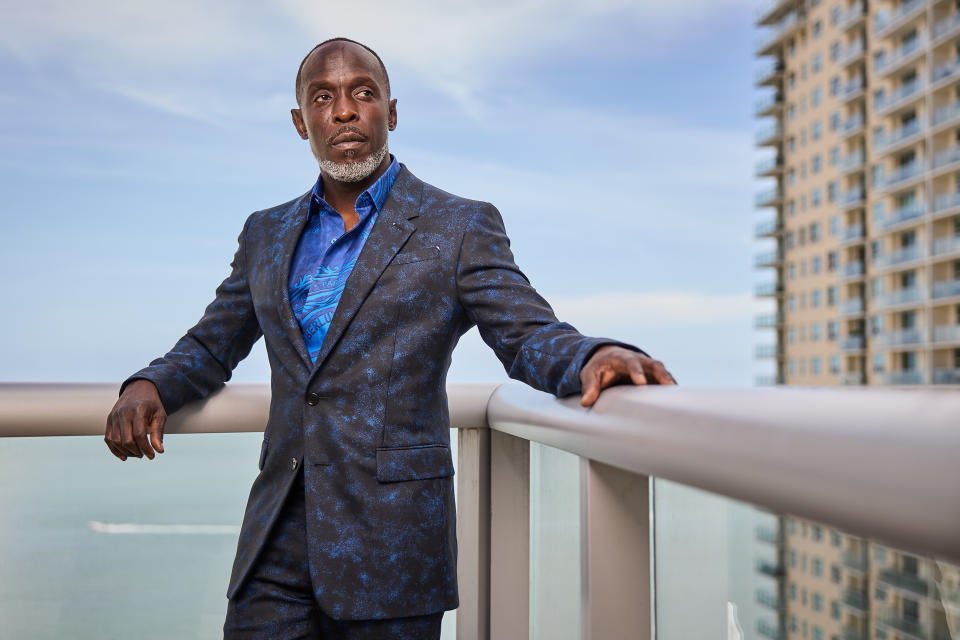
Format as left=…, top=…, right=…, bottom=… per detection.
left=330, top=128, right=368, bottom=146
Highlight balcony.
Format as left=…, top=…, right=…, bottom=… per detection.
left=838, top=150, right=865, bottom=174
left=875, top=38, right=926, bottom=77
left=755, top=312, right=784, bottom=328
left=842, top=549, right=868, bottom=572
left=755, top=156, right=784, bottom=176
left=842, top=335, right=865, bottom=351
left=933, top=279, right=960, bottom=299
left=874, top=286, right=926, bottom=309
left=755, top=187, right=782, bottom=207
left=754, top=218, right=783, bottom=237
left=873, top=161, right=922, bottom=193
left=755, top=375, right=780, bottom=386
left=875, top=0, right=926, bottom=37
left=756, top=558, right=785, bottom=578
left=933, top=234, right=960, bottom=256
left=755, top=62, right=784, bottom=86
left=755, top=525, right=782, bottom=544
left=839, top=112, right=865, bottom=138
left=842, top=371, right=866, bottom=385
left=837, top=75, right=865, bottom=102
left=874, top=119, right=924, bottom=154
left=840, top=223, right=865, bottom=243
left=756, top=12, right=800, bottom=55
left=755, top=344, right=783, bottom=359
left=839, top=186, right=865, bottom=209
left=935, top=368, right=960, bottom=384
left=876, top=203, right=925, bottom=231
left=877, top=605, right=932, bottom=639
left=755, top=250, right=783, bottom=267
left=840, top=260, right=865, bottom=279
left=875, top=80, right=925, bottom=116
left=873, top=244, right=926, bottom=270
left=934, top=11, right=960, bottom=42
left=841, top=588, right=869, bottom=612
left=836, top=40, right=866, bottom=67
left=933, top=324, right=960, bottom=343
left=5, top=382, right=959, bottom=639
left=836, top=4, right=865, bottom=31
left=933, top=191, right=960, bottom=215
left=757, top=620, right=786, bottom=640
left=755, top=281, right=782, bottom=297
left=933, top=57, right=960, bottom=87
left=873, top=327, right=924, bottom=348
left=933, top=146, right=960, bottom=172
left=756, top=588, right=784, bottom=610
left=877, top=370, right=929, bottom=385
left=841, top=297, right=865, bottom=316
left=755, top=93, right=783, bottom=117
left=756, top=124, right=783, bottom=146
left=841, top=625, right=868, bottom=640
left=933, top=101, right=960, bottom=128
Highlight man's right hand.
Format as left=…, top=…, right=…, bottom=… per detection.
left=105, top=379, right=166, bottom=461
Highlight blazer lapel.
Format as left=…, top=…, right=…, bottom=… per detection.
left=307, top=167, right=424, bottom=380
left=275, top=191, right=314, bottom=371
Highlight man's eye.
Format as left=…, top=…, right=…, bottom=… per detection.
left=357, top=89, right=373, bottom=97
left=314, top=94, right=331, bottom=102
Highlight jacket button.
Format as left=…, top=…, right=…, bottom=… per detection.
left=291, top=458, right=298, bottom=471
left=305, top=392, right=320, bottom=406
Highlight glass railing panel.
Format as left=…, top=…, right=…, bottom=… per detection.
left=529, top=442, right=582, bottom=640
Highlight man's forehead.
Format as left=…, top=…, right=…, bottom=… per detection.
left=302, top=42, right=384, bottom=82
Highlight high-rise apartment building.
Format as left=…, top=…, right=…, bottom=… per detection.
left=754, top=1, right=960, bottom=639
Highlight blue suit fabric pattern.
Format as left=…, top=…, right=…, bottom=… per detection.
left=289, top=156, right=401, bottom=363
left=122, top=165, right=641, bottom=622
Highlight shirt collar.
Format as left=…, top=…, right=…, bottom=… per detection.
left=311, top=154, right=401, bottom=214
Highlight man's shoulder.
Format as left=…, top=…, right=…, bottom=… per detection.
left=242, top=190, right=312, bottom=232
left=399, top=165, right=495, bottom=221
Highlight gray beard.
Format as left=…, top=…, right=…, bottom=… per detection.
left=315, top=142, right=389, bottom=183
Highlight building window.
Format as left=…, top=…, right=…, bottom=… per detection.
left=828, top=321, right=838, bottom=340
left=813, top=53, right=822, bottom=72
left=814, top=627, right=823, bottom=640
left=831, top=600, right=841, bottom=619
left=813, top=557, right=823, bottom=576
left=828, top=251, right=838, bottom=271
left=832, top=531, right=842, bottom=547
left=813, top=87, right=822, bottom=107
left=812, top=289, right=821, bottom=308
left=875, top=546, right=887, bottom=563
left=791, top=583, right=798, bottom=600
left=874, top=352, right=886, bottom=373
left=789, top=263, right=796, bottom=280
left=813, top=19, right=822, bottom=38
left=812, top=121, right=823, bottom=140
left=813, top=593, right=823, bottom=611
left=813, top=256, right=822, bottom=274
left=813, top=154, right=822, bottom=173
left=812, top=525, right=822, bottom=541
left=830, top=355, right=840, bottom=374
left=812, top=357, right=822, bottom=375
left=830, top=76, right=840, bottom=95
left=830, top=216, right=839, bottom=235
left=789, top=327, right=797, bottom=344
left=876, top=587, right=887, bottom=601
left=789, top=295, right=796, bottom=312
left=810, top=222, right=821, bottom=241
left=827, top=286, right=837, bottom=306
left=790, top=549, right=797, bottom=567
left=831, top=564, right=841, bottom=584
left=789, top=358, right=796, bottom=376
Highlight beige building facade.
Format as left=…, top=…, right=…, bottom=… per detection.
left=755, top=0, right=960, bottom=639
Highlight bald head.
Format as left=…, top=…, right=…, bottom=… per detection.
left=295, top=38, right=390, bottom=105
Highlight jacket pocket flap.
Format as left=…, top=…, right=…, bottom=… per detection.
left=376, top=444, right=454, bottom=483
left=392, top=245, right=441, bottom=265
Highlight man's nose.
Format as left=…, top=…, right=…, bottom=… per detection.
left=333, top=98, right=358, bottom=123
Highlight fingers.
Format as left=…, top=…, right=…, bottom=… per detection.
left=149, top=413, right=165, bottom=455
left=646, top=359, right=678, bottom=386
left=627, top=359, right=648, bottom=386
left=580, top=367, right=601, bottom=407
left=104, top=416, right=127, bottom=461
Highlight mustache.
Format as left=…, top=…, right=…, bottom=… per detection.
left=327, top=126, right=368, bottom=145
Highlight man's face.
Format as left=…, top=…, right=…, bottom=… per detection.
left=291, top=43, right=397, bottom=182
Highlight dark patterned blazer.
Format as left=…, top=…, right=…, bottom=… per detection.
left=124, top=165, right=636, bottom=620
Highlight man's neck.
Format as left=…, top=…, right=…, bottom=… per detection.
left=320, top=155, right=393, bottom=219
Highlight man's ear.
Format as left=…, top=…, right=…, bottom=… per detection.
left=388, top=99, right=398, bottom=131
left=291, top=108, right=308, bottom=139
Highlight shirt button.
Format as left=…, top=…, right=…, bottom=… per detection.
left=306, top=392, right=320, bottom=406
left=291, top=458, right=298, bottom=471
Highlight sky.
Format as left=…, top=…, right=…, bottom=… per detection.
left=0, top=0, right=773, bottom=389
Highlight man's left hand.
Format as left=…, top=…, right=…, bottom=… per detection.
left=579, top=345, right=677, bottom=407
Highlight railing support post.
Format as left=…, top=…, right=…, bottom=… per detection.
left=490, top=431, right=530, bottom=639
left=580, top=459, right=651, bottom=640
left=458, top=427, right=491, bottom=640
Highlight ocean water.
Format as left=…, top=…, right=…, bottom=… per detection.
left=0, top=433, right=458, bottom=639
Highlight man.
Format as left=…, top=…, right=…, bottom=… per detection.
left=105, top=38, right=675, bottom=639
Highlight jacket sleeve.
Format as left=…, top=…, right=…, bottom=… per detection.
left=455, top=202, right=645, bottom=397
left=119, top=214, right=264, bottom=414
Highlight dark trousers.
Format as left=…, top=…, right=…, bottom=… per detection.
left=223, top=468, right=443, bottom=640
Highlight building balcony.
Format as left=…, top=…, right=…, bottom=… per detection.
left=841, top=297, right=865, bottom=316
left=756, top=558, right=785, bottom=578
left=933, top=191, right=960, bottom=216
left=875, top=80, right=925, bottom=116
left=754, top=218, right=783, bottom=237
left=755, top=93, right=783, bottom=117
left=841, top=588, right=869, bottom=613
left=757, top=620, right=786, bottom=640
left=933, top=57, right=960, bottom=88
left=841, top=371, right=866, bottom=385
left=933, top=146, right=960, bottom=172
left=836, top=4, right=865, bottom=31
left=840, top=260, right=865, bottom=280
left=755, top=156, right=784, bottom=176
left=873, top=161, right=922, bottom=193
left=934, top=368, right=960, bottom=384
left=875, top=37, right=926, bottom=77
left=840, top=625, right=868, bottom=640
left=873, top=244, right=927, bottom=270
left=877, top=606, right=933, bottom=640
left=754, top=281, right=782, bottom=297
left=839, top=112, right=865, bottom=138
left=933, top=324, right=960, bottom=343
left=755, top=250, right=783, bottom=267
left=755, top=344, right=783, bottom=359
left=755, top=61, right=785, bottom=86
left=755, top=374, right=780, bottom=386
left=877, top=370, right=929, bottom=385
left=839, top=223, right=865, bottom=243
left=756, top=588, right=784, bottom=610
left=755, top=188, right=782, bottom=207
left=933, top=279, right=960, bottom=299
left=933, top=234, right=960, bottom=256
left=836, top=40, right=866, bottom=67
left=874, top=119, right=924, bottom=154
left=839, top=186, right=865, bottom=209
left=837, top=75, right=865, bottom=102
left=873, top=327, right=924, bottom=348
left=838, top=150, right=865, bottom=174
left=756, top=124, right=783, bottom=146
left=756, top=12, right=800, bottom=55
left=933, top=101, right=960, bottom=129
left=933, top=11, right=960, bottom=42
left=842, top=549, right=868, bottom=572
left=876, top=203, right=925, bottom=231
left=755, top=525, right=782, bottom=544
left=875, top=0, right=926, bottom=37
left=874, top=286, right=926, bottom=310
left=842, top=335, right=865, bottom=351
left=755, top=312, right=785, bottom=328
